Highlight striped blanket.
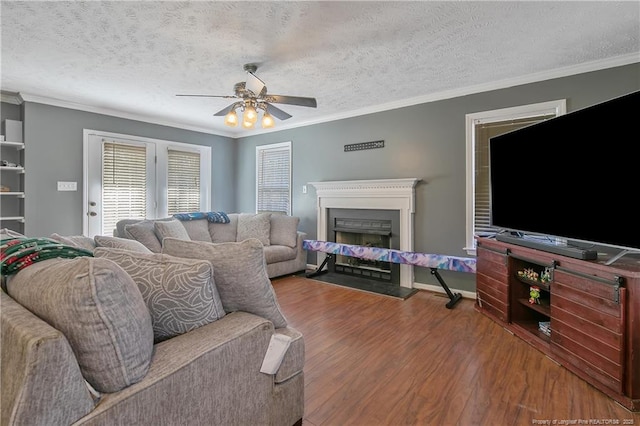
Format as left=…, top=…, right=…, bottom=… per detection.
left=0, top=237, right=93, bottom=276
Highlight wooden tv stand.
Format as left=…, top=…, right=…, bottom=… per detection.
left=475, top=237, right=640, bottom=411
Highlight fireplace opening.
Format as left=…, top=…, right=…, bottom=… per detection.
left=328, top=209, right=400, bottom=284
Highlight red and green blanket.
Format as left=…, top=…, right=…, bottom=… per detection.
left=0, top=237, right=93, bottom=276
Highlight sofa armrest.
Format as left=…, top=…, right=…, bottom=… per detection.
left=76, top=312, right=288, bottom=426
left=1, top=290, right=94, bottom=426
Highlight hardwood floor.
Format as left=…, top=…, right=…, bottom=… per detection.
left=271, top=275, right=640, bottom=426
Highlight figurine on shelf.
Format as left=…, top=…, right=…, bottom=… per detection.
left=529, top=286, right=541, bottom=304
left=540, top=267, right=552, bottom=284
left=518, top=268, right=539, bottom=281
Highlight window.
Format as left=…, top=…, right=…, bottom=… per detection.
left=102, top=142, right=148, bottom=235
left=465, top=100, right=566, bottom=255
left=256, top=142, right=292, bottom=215
left=167, top=148, right=201, bottom=215
left=84, top=130, right=211, bottom=236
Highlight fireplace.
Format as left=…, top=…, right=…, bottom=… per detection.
left=309, top=178, right=420, bottom=289
left=328, top=208, right=400, bottom=284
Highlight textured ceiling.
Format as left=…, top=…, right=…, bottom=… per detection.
left=1, top=1, right=639, bottom=137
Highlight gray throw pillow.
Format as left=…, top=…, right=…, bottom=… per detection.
left=50, top=233, right=97, bottom=251
left=94, top=248, right=225, bottom=342
left=94, top=235, right=152, bottom=253
left=6, top=257, right=154, bottom=393
left=269, top=214, right=300, bottom=248
left=154, top=219, right=191, bottom=243
left=124, top=220, right=163, bottom=253
left=179, top=219, right=212, bottom=242
left=237, top=213, right=271, bottom=246
left=162, top=238, right=288, bottom=328
left=209, top=213, right=238, bottom=243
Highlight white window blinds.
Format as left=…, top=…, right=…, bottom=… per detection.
left=167, top=149, right=201, bottom=215
left=102, top=141, right=147, bottom=235
left=256, top=143, right=291, bottom=215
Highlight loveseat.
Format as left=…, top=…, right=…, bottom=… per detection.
left=114, top=212, right=308, bottom=279
left=1, top=232, right=305, bottom=426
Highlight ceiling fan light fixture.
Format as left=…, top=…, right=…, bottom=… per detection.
left=244, top=103, right=258, bottom=124
left=261, top=112, right=275, bottom=129
left=224, top=109, right=238, bottom=127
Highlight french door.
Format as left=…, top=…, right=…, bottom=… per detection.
left=84, top=132, right=156, bottom=237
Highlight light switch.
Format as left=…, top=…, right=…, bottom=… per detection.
left=57, top=181, right=77, bottom=191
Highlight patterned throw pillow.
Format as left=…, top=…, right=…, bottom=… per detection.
left=94, top=235, right=152, bottom=253
left=94, top=248, right=225, bottom=342
left=162, top=238, right=288, bottom=328
left=6, top=257, right=154, bottom=393
left=237, top=213, right=271, bottom=246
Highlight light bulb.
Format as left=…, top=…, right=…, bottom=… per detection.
left=243, top=104, right=258, bottom=124
left=261, top=112, right=275, bottom=128
left=242, top=119, right=255, bottom=129
left=224, top=110, right=238, bottom=127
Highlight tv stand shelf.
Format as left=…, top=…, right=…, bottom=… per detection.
left=475, top=237, right=640, bottom=411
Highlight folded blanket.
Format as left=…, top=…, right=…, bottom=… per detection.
left=0, top=237, right=94, bottom=276
left=173, top=211, right=230, bottom=223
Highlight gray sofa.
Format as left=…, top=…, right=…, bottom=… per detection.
left=114, top=212, right=308, bottom=279
left=1, top=233, right=305, bottom=426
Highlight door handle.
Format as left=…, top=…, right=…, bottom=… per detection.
left=89, top=212, right=97, bottom=217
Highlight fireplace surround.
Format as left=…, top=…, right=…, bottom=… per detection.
left=309, top=178, right=420, bottom=288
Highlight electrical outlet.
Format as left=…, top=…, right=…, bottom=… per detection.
left=57, top=181, right=77, bottom=191
left=302, top=185, right=307, bottom=194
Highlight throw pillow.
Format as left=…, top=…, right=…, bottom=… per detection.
left=154, top=219, right=190, bottom=243
left=124, top=220, right=163, bottom=253
left=237, top=213, right=271, bottom=246
left=162, top=238, right=288, bottom=328
left=180, top=219, right=212, bottom=243
left=94, top=248, right=225, bottom=342
left=50, top=233, right=97, bottom=252
left=269, top=214, right=300, bottom=248
left=94, top=235, right=152, bottom=253
left=6, top=257, right=154, bottom=393
left=209, top=213, right=239, bottom=243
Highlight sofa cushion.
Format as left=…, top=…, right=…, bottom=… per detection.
left=162, top=238, right=288, bottom=328
left=154, top=219, right=191, bottom=243
left=179, top=218, right=212, bottom=242
left=237, top=213, right=271, bottom=246
left=209, top=213, right=239, bottom=243
left=124, top=220, right=163, bottom=252
left=50, top=233, right=97, bottom=252
left=94, top=248, right=225, bottom=342
left=6, top=257, right=154, bottom=393
left=269, top=215, right=300, bottom=248
left=94, top=235, right=152, bottom=253
left=263, top=245, right=299, bottom=264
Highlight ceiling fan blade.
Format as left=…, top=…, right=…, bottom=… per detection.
left=176, top=94, right=238, bottom=99
left=213, top=103, right=237, bottom=116
left=245, top=72, right=266, bottom=97
left=263, top=94, right=317, bottom=108
left=265, top=103, right=292, bottom=120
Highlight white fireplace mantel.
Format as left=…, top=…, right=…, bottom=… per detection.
left=309, top=178, right=421, bottom=288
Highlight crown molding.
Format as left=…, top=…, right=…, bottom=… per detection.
left=0, top=91, right=24, bottom=105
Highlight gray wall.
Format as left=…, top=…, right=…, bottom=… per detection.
left=18, top=103, right=236, bottom=237
left=2, top=63, right=638, bottom=292
left=235, top=63, right=640, bottom=292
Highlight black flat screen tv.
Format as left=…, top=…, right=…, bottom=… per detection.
left=488, top=90, right=640, bottom=257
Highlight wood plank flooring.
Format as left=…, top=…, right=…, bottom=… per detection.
left=271, top=275, right=640, bottom=426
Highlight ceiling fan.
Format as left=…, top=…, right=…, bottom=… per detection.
left=176, top=63, right=317, bottom=129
